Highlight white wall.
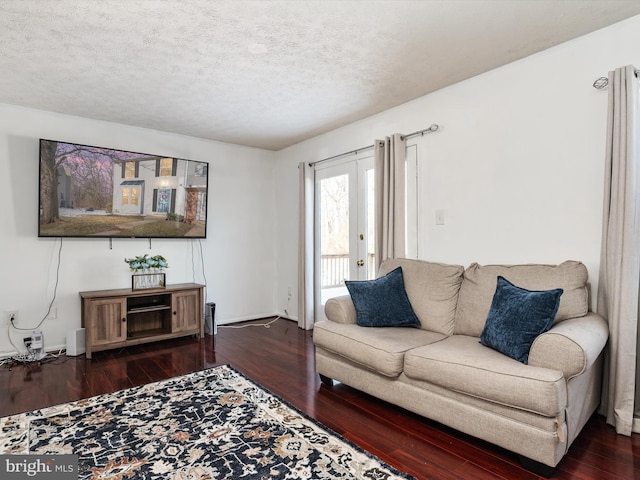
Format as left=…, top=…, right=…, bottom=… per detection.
left=0, top=104, right=278, bottom=355
left=2, top=14, right=639, bottom=353
left=275, top=15, right=640, bottom=320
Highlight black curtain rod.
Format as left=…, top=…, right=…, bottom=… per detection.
left=309, top=143, right=376, bottom=167
left=309, top=124, right=439, bottom=167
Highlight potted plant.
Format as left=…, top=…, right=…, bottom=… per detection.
left=125, top=254, right=169, bottom=290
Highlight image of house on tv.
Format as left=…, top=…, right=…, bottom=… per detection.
left=112, top=156, right=207, bottom=225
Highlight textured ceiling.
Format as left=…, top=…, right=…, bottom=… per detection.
left=0, top=0, right=639, bottom=151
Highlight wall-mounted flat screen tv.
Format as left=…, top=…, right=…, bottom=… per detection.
left=38, top=139, right=208, bottom=238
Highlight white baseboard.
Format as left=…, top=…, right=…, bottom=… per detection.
left=217, top=312, right=292, bottom=326
left=0, top=313, right=300, bottom=360
left=0, top=343, right=67, bottom=360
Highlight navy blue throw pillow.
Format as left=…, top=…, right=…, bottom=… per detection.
left=480, top=276, right=563, bottom=364
left=345, top=267, right=421, bottom=328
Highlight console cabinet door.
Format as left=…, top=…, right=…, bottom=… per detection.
left=172, top=290, right=200, bottom=332
left=88, top=298, right=127, bottom=346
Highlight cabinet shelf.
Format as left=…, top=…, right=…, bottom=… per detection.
left=127, top=305, right=171, bottom=314
left=80, top=283, right=204, bottom=359
left=128, top=327, right=170, bottom=339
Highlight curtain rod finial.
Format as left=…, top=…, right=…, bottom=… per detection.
left=593, top=77, right=609, bottom=90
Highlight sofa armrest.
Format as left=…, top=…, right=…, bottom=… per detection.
left=528, top=313, right=608, bottom=379
left=324, top=295, right=357, bottom=324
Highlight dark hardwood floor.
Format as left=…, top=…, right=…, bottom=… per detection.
left=0, top=317, right=637, bottom=479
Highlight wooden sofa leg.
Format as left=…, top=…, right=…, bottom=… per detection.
left=319, top=374, right=334, bottom=387
left=518, top=455, right=555, bottom=478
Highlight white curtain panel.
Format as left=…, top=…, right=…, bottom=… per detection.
left=597, top=65, right=640, bottom=435
left=297, top=161, right=315, bottom=330
left=374, top=134, right=406, bottom=272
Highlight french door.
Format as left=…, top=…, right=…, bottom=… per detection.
left=121, top=185, right=142, bottom=214
left=314, top=156, right=375, bottom=321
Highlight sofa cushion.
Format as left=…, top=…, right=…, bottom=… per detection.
left=480, top=276, right=563, bottom=364
left=454, top=261, right=589, bottom=337
left=345, top=267, right=421, bottom=328
left=378, top=258, right=464, bottom=335
left=313, top=320, right=446, bottom=377
left=404, top=335, right=567, bottom=416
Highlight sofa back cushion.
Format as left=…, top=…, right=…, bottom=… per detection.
left=378, top=258, right=464, bottom=335
left=453, top=261, right=589, bottom=337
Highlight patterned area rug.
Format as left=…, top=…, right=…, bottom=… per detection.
left=0, top=365, right=415, bottom=479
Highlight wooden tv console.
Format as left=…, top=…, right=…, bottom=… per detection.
left=80, top=283, right=204, bottom=359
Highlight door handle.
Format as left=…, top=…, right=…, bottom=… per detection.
left=357, top=260, right=365, bottom=267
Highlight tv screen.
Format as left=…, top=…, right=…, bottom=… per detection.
left=38, top=139, right=208, bottom=238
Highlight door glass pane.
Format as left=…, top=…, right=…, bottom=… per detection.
left=319, top=173, right=349, bottom=304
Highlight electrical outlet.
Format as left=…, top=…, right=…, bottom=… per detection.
left=2, top=310, right=18, bottom=327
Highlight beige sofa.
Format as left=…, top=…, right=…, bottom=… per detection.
left=313, top=258, right=609, bottom=474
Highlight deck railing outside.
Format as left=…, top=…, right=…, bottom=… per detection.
left=321, top=253, right=375, bottom=287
